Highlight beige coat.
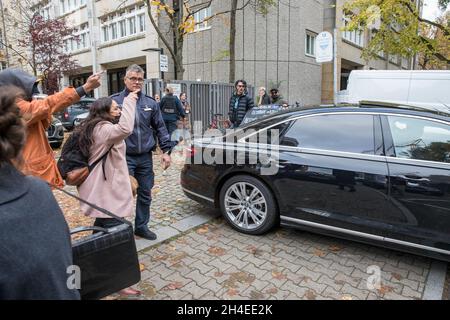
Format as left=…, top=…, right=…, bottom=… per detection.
left=78, top=96, right=136, bottom=218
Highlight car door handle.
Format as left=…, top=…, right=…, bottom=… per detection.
left=398, top=175, right=430, bottom=183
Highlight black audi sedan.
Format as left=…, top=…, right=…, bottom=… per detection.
left=181, top=103, right=450, bottom=262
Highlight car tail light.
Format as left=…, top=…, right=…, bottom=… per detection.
left=64, top=111, right=69, bottom=120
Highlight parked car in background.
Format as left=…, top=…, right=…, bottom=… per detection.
left=181, top=102, right=450, bottom=262
left=47, top=117, right=65, bottom=149
left=54, top=97, right=95, bottom=130
left=73, top=111, right=89, bottom=127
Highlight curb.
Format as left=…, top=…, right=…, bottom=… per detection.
left=135, top=210, right=221, bottom=252
left=423, top=260, right=448, bottom=300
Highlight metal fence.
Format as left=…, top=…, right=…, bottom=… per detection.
left=144, top=79, right=254, bottom=131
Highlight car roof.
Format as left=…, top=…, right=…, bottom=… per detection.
left=241, top=103, right=450, bottom=128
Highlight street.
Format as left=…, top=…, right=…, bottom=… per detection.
left=53, top=149, right=447, bottom=300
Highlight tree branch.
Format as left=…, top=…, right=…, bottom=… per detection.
left=144, top=0, right=180, bottom=70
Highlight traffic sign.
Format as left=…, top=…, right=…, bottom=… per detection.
left=315, top=31, right=333, bottom=63
left=160, top=54, right=169, bottom=72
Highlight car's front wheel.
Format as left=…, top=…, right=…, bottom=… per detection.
left=219, top=175, right=278, bottom=235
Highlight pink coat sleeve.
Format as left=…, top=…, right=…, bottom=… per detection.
left=94, top=95, right=136, bottom=146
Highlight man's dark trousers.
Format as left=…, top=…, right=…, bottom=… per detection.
left=126, top=153, right=154, bottom=232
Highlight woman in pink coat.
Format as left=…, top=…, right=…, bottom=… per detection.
left=76, top=91, right=140, bottom=296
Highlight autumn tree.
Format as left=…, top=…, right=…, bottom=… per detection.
left=343, top=0, right=450, bottom=67
left=144, top=0, right=276, bottom=80
left=0, top=0, right=80, bottom=94
left=419, top=12, right=450, bottom=69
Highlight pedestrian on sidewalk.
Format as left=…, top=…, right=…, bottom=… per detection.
left=111, top=64, right=175, bottom=241
left=257, top=87, right=271, bottom=106
left=161, top=86, right=186, bottom=138
left=76, top=93, right=141, bottom=296
left=0, top=68, right=101, bottom=186
left=0, top=86, right=80, bottom=300
left=179, top=92, right=191, bottom=131
left=269, top=88, right=288, bottom=106
left=228, top=80, right=255, bottom=127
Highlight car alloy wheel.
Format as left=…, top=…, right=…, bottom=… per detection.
left=220, top=175, right=278, bottom=235
left=224, top=182, right=267, bottom=231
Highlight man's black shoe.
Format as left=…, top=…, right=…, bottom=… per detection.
left=135, top=228, right=157, bottom=241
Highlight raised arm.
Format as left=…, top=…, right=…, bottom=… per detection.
left=96, top=93, right=137, bottom=146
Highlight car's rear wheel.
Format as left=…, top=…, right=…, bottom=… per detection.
left=219, top=175, right=278, bottom=235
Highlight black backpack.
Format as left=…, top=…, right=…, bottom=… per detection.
left=57, top=131, right=112, bottom=186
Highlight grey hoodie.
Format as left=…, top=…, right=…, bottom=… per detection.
left=0, top=68, right=38, bottom=101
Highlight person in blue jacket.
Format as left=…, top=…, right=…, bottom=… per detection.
left=111, top=64, right=175, bottom=240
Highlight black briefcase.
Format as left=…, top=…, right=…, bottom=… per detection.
left=71, top=224, right=141, bottom=300
left=55, top=186, right=141, bottom=300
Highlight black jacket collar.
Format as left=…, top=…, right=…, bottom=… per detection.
left=0, top=164, right=30, bottom=205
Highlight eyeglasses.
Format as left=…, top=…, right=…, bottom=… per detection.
left=237, top=85, right=246, bottom=88
left=127, top=77, right=144, bottom=83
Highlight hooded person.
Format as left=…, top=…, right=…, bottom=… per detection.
left=0, top=68, right=101, bottom=187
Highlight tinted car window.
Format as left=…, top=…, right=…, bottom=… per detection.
left=387, top=116, right=450, bottom=163
left=281, top=114, right=376, bottom=154
left=245, top=121, right=291, bottom=145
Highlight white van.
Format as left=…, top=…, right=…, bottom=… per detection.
left=337, top=70, right=450, bottom=113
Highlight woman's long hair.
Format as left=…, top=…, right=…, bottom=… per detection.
left=0, top=86, right=26, bottom=168
left=76, top=97, right=115, bottom=157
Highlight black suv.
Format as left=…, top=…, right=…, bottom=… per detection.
left=55, top=97, right=95, bottom=130
left=47, top=117, right=65, bottom=149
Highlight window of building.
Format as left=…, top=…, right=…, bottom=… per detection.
left=342, top=16, right=364, bottom=47
left=389, top=54, right=399, bottom=65
left=64, top=23, right=90, bottom=53
left=99, top=5, right=145, bottom=44
left=0, top=61, right=7, bottom=71
left=280, top=114, right=376, bottom=154
left=387, top=116, right=450, bottom=162
left=194, top=7, right=212, bottom=32
left=305, top=31, right=316, bottom=57
left=60, top=0, right=86, bottom=15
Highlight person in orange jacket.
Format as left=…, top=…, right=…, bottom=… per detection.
left=0, top=68, right=102, bottom=187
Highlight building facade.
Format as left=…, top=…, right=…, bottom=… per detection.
left=176, top=0, right=325, bottom=106
left=0, top=0, right=161, bottom=97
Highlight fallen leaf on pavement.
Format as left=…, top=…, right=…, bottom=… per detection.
left=250, top=290, right=265, bottom=300
left=214, top=271, right=224, bottom=277
left=153, top=254, right=169, bottom=261
left=164, top=282, right=184, bottom=291
left=139, top=263, right=145, bottom=272
left=227, top=289, right=239, bottom=296
left=305, top=289, right=317, bottom=300
left=271, top=270, right=287, bottom=280
left=265, top=288, right=278, bottom=295
left=377, top=285, right=394, bottom=295
left=313, top=249, right=326, bottom=257
left=208, top=246, right=227, bottom=256
left=341, top=295, right=353, bottom=300
left=328, top=245, right=343, bottom=252
left=196, top=226, right=209, bottom=235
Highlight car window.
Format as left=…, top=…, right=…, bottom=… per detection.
left=387, top=116, right=450, bottom=163
left=280, top=114, right=376, bottom=154
left=81, top=102, right=93, bottom=109
left=244, top=121, right=291, bottom=145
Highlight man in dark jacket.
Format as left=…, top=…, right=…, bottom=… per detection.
left=111, top=64, right=175, bottom=241
left=160, top=86, right=186, bottom=138
left=228, top=80, right=255, bottom=127
left=269, top=88, right=288, bottom=106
